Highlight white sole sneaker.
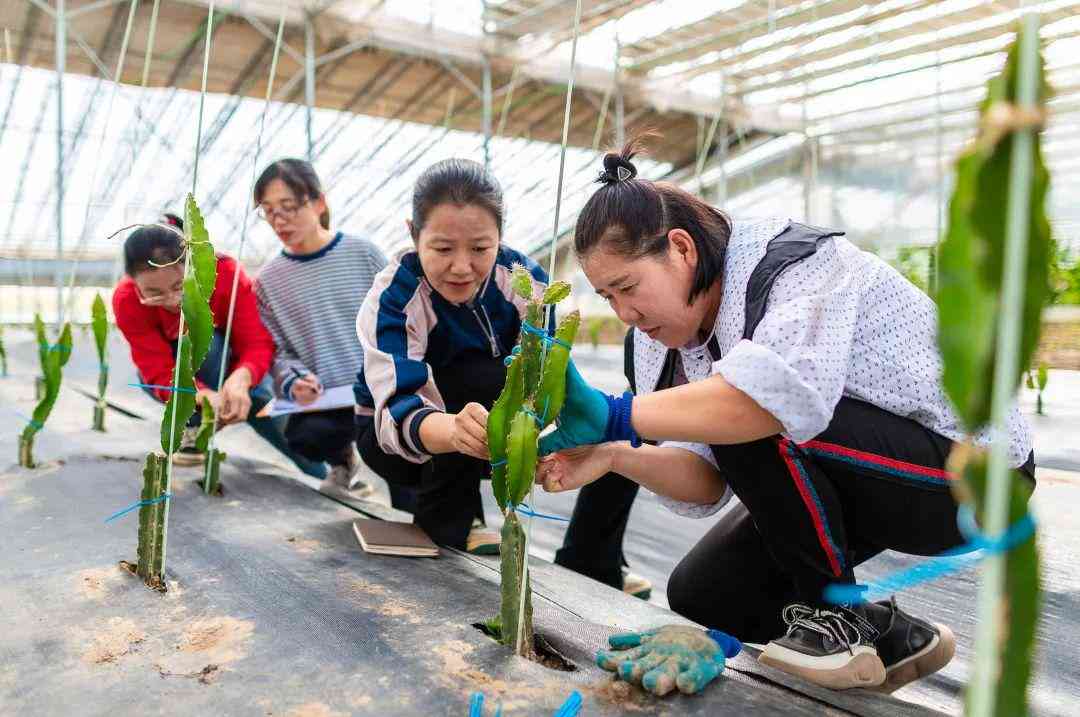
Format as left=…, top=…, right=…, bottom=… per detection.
left=171, top=451, right=206, bottom=467
left=759, top=642, right=886, bottom=690
left=870, top=623, right=956, bottom=694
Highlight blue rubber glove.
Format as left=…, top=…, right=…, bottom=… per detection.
left=538, top=359, right=639, bottom=455
left=596, top=625, right=742, bottom=697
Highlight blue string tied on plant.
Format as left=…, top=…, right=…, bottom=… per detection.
left=521, top=321, right=571, bottom=350
left=104, top=492, right=173, bottom=524
left=12, top=408, right=45, bottom=431
left=128, top=382, right=197, bottom=394
left=511, top=502, right=570, bottom=523
left=823, top=504, right=1037, bottom=605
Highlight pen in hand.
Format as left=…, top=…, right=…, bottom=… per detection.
left=290, top=367, right=323, bottom=400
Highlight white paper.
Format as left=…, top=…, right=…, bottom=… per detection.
left=264, top=384, right=356, bottom=417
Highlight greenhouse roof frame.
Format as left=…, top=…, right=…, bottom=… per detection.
left=3, top=0, right=1080, bottom=279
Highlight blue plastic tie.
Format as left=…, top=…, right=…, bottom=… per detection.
left=104, top=492, right=173, bottom=524
left=129, top=382, right=196, bottom=394
left=11, top=408, right=44, bottom=430
left=40, top=342, right=71, bottom=354
left=512, top=502, right=570, bottom=523
left=523, top=408, right=545, bottom=427
left=824, top=506, right=1036, bottom=605
left=521, top=321, right=571, bottom=350
left=553, top=691, right=582, bottom=717
left=489, top=459, right=508, bottom=468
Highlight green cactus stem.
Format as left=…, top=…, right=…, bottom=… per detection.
left=487, top=270, right=578, bottom=659
left=91, top=293, right=109, bottom=432
left=195, top=401, right=226, bottom=495
left=0, top=324, right=8, bottom=377
left=135, top=452, right=169, bottom=591
left=19, top=315, right=72, bottom=468
left=498, top=511, right=533, bottom=656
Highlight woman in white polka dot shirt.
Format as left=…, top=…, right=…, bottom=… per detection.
left=534, top=137, right=1035, bottom=694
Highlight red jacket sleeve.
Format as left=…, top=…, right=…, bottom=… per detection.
left=212, top=256, right=275, bottom=385
left=112, top=278, right=177, bottom=402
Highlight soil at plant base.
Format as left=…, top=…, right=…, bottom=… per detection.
left=81, top=617, right=147, bottom=665
left=430, top=638, right=571, bottom=712
left=471, top=622, right=576, bottom=672
left=195, top=479, right=224, bottom=496
left=118, top=560, right=168, bottom=593
left=76, top=566, right=125, bottom=601
left=585, top=677, right=653, bottom=713
left=284, top=703, right=349, bottom=717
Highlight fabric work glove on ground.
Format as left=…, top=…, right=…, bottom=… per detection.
left=596, top=625, right=742, bottom=697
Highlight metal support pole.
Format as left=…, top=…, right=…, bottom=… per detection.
left=718, top=73, right=728, bottom=205
left=614, top=36, right=624, bottom=148
left=54, top=0, right=66, bottom=327
left=969, top=14, right=1040, bottom=716
left=802, top=81, right=812, bottom=222
left=304, top=11, right=315, bottom=161
left=482, top=58, right=492, bottom=171
left=932, top=44, right=944, bottom=296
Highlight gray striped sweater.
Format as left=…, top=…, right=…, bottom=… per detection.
left=254, top=232, right=388, bottom=399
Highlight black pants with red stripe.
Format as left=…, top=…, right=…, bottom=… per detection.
left=666, top=397, right=1035, bottom=644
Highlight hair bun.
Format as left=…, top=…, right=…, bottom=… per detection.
left=160, top=212, right=184, bottom=231
left=597, top=152, right=638, bottom=185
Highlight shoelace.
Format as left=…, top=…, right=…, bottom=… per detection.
left=781, top=604, right=867, bottom=656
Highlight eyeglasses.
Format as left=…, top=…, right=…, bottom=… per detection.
left=256, top=198, right=309, bottom=223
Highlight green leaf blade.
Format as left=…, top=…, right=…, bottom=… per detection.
left=91, top=293, right=109, bottom=362
left=160, top=338, right=197, bottom=455
left=540, top=281, right=571, bottom=305
left=185, top=193, right=217, bottom=300
left=182, top=275, right=215, bottom=373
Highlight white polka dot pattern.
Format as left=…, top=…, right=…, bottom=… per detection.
left=633, top=217, right=1033, bottom=517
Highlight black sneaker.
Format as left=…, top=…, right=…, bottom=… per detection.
left=869, top=598, right=955, bottom=694
left=758, top=603, right=886, bottom=690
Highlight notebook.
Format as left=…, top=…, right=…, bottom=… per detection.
left=259, top=385, right=356, bottom=417
left=352, top=519, right=439, bottom=558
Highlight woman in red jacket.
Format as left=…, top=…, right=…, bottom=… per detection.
left=112, top=214, right=323, bottom=476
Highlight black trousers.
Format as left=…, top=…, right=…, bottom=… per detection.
left=285, top=407, right=357, bottom=466
left=554, top=473, right=639, bottom=589
left=356, top=350, right=502, bottom=550
left=666, top=397, right=1035, bottom=644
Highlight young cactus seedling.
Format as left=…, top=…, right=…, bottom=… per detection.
left=486, top=263, right=579, bottom=657
left=18, top=315, right=72, bottom=468
left=0, top=323, right=8, bottom=377
left=133, top=452, right=170, bottom=591
left=130, top=194, right=219, bottom=590
left=935, top=31, right=1051, bottom=716
left=91, top=293, right=109, bottom=431
left=194, top=400, right=227, bottom=495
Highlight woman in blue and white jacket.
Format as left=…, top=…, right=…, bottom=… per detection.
left=354, top=158, right=647, bottom=574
